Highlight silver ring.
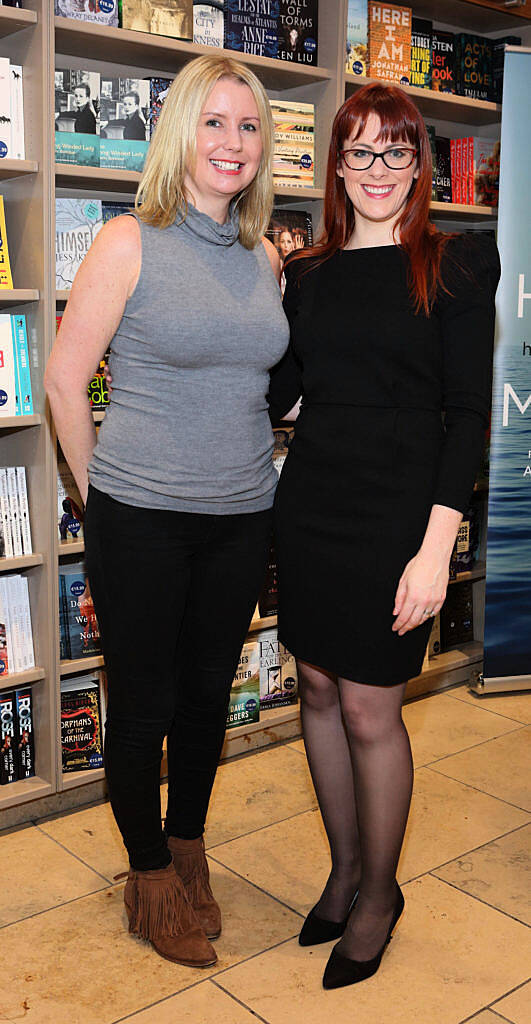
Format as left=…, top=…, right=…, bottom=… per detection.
left=423, top=609, right=434, bottom=618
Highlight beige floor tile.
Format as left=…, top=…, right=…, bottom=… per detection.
left=203, top=744, right=317, bottom=849
left=431, top=728, right=531, bottom=811
left=1, top=860, right=300, bottom=1024
left=0, top=825, right=108, bottom=927
left=211, top=770, right=528, bottom=914
left=463, top=1013, right=506, bottom=1024
left=39, top=800, right=127, bottom=884
left=447, top=686, right=531, bottom=725
left=122, top=980, right=264, bottom=1023
left=287, top=739, right=305, bottom=754
left=218, top=875, right=531, bottom=1024
left=492, top=980, right=531, bottom=1023
left=433, top=824, right=531, bottom=925
left=402, top=694, right=522, bottom=768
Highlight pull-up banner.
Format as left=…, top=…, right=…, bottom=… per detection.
left=483, top=48, right=531, bottom=689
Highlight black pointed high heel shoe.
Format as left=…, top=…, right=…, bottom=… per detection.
left=322, top=883, right=404, bottom=989
left=299, top=890, right=359, bottom=947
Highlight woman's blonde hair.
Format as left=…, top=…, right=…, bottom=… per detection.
left=135, top=55, right=274, bottom=249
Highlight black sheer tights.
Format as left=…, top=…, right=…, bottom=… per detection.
left=298, top=660, right=412, bottom=961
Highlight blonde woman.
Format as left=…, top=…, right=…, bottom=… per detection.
left=45, top=56, right=288, bottom=968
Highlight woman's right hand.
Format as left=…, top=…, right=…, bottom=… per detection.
left=103, top=363, right=113, bottom=392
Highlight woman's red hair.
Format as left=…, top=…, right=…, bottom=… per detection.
left=288, top=83, right=451, bottom=315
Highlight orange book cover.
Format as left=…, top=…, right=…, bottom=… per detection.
left=368, top=2, right=412, bottom=84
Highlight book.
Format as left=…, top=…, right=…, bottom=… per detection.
left=266, top=209, right=312, bottom=292
left=61, top=673, right=104, bottom=772
left=15, top=687, right=35, bottom=780
left=0, top=315, right=17, bottom=415
left=425, top=124, right=437, bottom=201
left=435, top=136, right=451, bottom=204
left=55, top=198, right=103, bottom=290
left=0, top=467, right=12, bottom=558
left=0, top=597, right=8, bottom=673
left=54, top=69, right=100, bottom=167
left=0, top=575, right=14, bottom=673
left=492, top=36, right=520, bottom=104
left=121, top=0, right=193, bottom=41
left=59, top=562, right=101, bottom=660
left=57, top=453, right=84, bottom=543
left=410, top=17, right=431, bottom=89
left=9, top=64, right=24, bottom=161
left=101, top=200, right=134, bottom=222
left=345, top=0, right=368, bottom=76
left=258, top=627, right=298, bottom=708
left=227, top=640, right=260, bottom=729
left=0, top=57, right=10, bottom=160
left=440, top=581, right=473, bottom=651
left=454, top=34, right=492, bottom=103
left=431, top=30, right=454, bottom=93
left=0, top=690, right=17, bottom=784
left=270, top=99, right=314, bottom=188
left=148, top=77, right=172, bottom=139
left=258, top=535, right=278, bottom=618
left=271, top=424, right=294, bottom=475
left=0, top=194, right=13, bottom=288
left=11, top=314, right=32, bottom=415
left=0, top=573, right=34, bottom=674
left=15, top=466, right=32, bottom=556
left=224, top=0, right=279, bottom=59
left=368, top=2, right=412, bottom=85
left=55, top=1, right=119, bottom=25
left=278, top=0, right=318, bottom=66
left=428, top=613, right=440, bottom=658
left=193, top=2, right=224, bottom=48
left=6, top=466, right=22, bottom=556
left=100, top=76, right=150, bottom=172
left=469, top=136, right=500, bottom=207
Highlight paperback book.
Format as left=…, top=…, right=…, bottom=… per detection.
left=55, top=68, right=100, bottom=167
left=148, top=77, right=172, bottom=139
left=258, top=535, right=278, bottom=618
left=492, top=36, right=520, bottom=103
left=410, top=17, right=431, bottom=89
left=0, top=315, right=33, bottom=417
left=368, top=2, right=412, bottom=84
left=121, top=0, right=193, bottom=41
left=193, top=2, right=224, bottom=47
left=100, top=77, right=150, bottom=171
left=470, top=136, right=500, bottom=207
left=227, top=640, right=260, bottom=729
left=435, top=136, right=451, bottom=204
left=270, top=99, right=314, bottom=188
left=426, top=124, right=437, bottom=201
left=57, top=453, right=84, bottom=543
left=59, top=562, right=101, bottom=661
left=0, top=466, right=32, bottom=557
left=431, top=31, right=454, bottom=93
left=0, top=690, right=17, bottom=784
left=54, top=0, right=119, bottom=24
left=278, top=0, right=318, bottom=66
left=258, top=627, right=298, bottom=708
left=0, top=195, right=12, bottom=288
left=15, top=686, right=35, bottom=780
left=55, top=198, right=103, bottom=290
left=266, top=209, right=312, bottom=288
left=0, top=573, right=35, bottom=675
left=345, top=0, right=368, bottom=76
left=0, top=57, right=10, bottom=159
left=454, top=34, right=492, bottom=103
left=224, top=0, right=279, bottom=58
left=101, top=200, right=134, bottom=221
left=61, top=673, right=104, bottom=772
left=9, top=64, right=24, bottom=161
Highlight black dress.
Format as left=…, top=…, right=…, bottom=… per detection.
left=268, top=234, right=500, bottom=685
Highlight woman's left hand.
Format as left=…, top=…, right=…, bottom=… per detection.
left=392, top=550, right=449, bottom=636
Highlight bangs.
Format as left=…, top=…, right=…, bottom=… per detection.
left=339, top=88, right=419, bottom=148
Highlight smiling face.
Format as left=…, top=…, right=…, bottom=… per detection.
left=337, top=112, right=419, bottom=238
left=183, top=77, right=263, bottom=222
left=279, top=230, right=294, bottom=258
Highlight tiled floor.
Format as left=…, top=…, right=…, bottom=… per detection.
left=0, top=684, right=529, bottom=1024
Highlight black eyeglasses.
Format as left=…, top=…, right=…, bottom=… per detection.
left=340, top=146, right=418, bottom=171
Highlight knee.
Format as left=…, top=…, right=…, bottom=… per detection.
left=341, top=700, right=399, bottom=745
left=299, top=669, right=339, bottom=713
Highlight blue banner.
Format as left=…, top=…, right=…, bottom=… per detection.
left=483, top=48, right=531, bottom=685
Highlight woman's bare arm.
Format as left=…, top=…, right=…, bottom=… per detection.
left=44, top=215, right=141, bottom=504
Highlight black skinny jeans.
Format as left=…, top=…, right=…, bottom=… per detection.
left=84, top=485, right=272, bottom=871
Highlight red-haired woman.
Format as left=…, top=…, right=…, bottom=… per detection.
left=268, top=83, right=500, bottom=990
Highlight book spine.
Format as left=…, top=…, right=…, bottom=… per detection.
left=12, top=314, right=33, bottom=415
left=468, top=136, right=474, bottom=206
left=15, top=466, right=32, bottom=555
left=0, top=689, right=18, bottom=784
left=0, top=577, right=14, bottom=675
left=0, top=196, right=13, bottom=289
left=454, top=138, right=461, bottom=204
left=450, top=139, right=456, bottom=203
left=0, top=467, right=14, bottom=558
left=0, top=314, right=17, bottom=415
left=19, top=575, right=34, bottom=671
left=0, top=57, right=10, bottom=159
left=15, top=687, right=35, bottom=780
left=9, top=64, right=25, bottom=161
left=6, top=467, right=22, bottom=557
left=8, top=575, right=25, bottom=673
left=59, top=573, right=70, bottom=661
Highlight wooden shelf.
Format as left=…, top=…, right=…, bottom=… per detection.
left=451, top=562, right=487, bottom=586
left=0, top=6, right=37, bottom=39
left=0, top=553, right=44, bottom=574
left=54, top=16, right=332, bottom=87
left=274, top=185, right=325, bottom=201
left=224, top=702, right=300, bottom=743
left=345, top=73, right=501, bottom=125
left=0, top=777, right=53, bottom=813
left=59, top=540, right=85, bottom=557
left=92, top=409, right=106, bottom=422
left=60, top=655, right=104, bottom=677
left=0, top=414, right=42, bottom=431
left=414, top=0, right=531, bottom=33
left=62, top=767, right=105, bottom=791
left=56, top=289, right=70, bottom=303
left=0, top=289, right=39, bottom=307
left=0, top=159, right=38, bottom=181
left=248, top=614, right=278, bottom=635
left=420, top=641, right=484, bottom=681
left=0, top=666, right=45, bottom=692
left=430, top=201, right=497, bottom=220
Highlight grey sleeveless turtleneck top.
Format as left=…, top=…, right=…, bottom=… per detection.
left=88, top=202, right=290, bottom=513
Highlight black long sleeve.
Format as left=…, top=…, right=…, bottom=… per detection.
left=268, top=263, right=303, bottom=421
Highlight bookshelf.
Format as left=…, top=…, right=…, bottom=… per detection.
left=1, top=0, right=529, bottom=826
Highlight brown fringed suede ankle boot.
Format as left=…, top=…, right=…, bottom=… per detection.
left=123, top=863, right=217, bottom=967
left=167, top=835, right=222, bottom=940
